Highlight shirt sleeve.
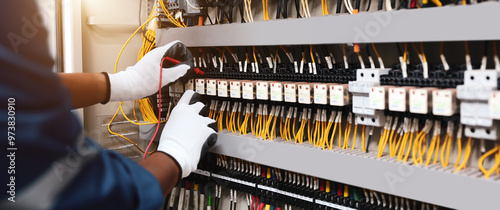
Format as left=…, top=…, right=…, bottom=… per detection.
left=0, top=1, right=164, bottom=209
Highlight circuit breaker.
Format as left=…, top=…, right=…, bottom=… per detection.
left=457, top=70, right=500, bottom=140
left=349, top=69, right=390, bottom=126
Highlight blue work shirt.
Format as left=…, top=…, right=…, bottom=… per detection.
left=0, top=1, right=164, bottom=209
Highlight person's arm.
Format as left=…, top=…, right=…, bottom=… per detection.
left=59, top=40, right=195, bottom=109
left=58, top=72, right=108, bottom=108
left=139, top=152, right=180, bottom=195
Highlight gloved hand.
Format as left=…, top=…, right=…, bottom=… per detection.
left=157, top=90, right=217, bottom=178
left=108, top=40, right=195, bottom=102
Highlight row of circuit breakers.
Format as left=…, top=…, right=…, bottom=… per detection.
left=177, top=68, right=500, bottom=140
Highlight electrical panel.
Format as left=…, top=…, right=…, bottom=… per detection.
left=111, top=1, right=500, bottom=209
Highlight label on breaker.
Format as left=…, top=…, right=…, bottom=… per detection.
left=270, top=82, right=283, bottom=101
left=369, top=87, right=386, bottom=110
left=329, top=85, right=348, bottom=106
left=298, top=84, right=312, bottom=104
left=242, top=82, right=254, bottom=99
left=489, top=91, right=500, bottom=119
left=195, top=79, right=205, bottom=95
left=217, top=80, right=228, bottom=97
left=388, top=87, right=407, bottom=112
left=256, top=82, right=269, bottom=100
left=284, top=83, right=297, bottom=103
left=174, top=81, right=184, bottom=93
left=313, top=84, right=328, bottom=105
left=184, top=79, right=194, bottom=91
left=230, top=81, right=241, bottom=98
left=433, top=89, right=455, bottom=116
left=206, top=79, right=217, bottom=96
left=410, top=89, right=429, bottom=114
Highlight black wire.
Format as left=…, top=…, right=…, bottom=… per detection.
left=391, top=0, right=396, bottom=9
left=366, top=134, right=372, bottom=153
left=396, top=43, right=403, bottom=57
left=336, top=0, right=343, bottom=14
left=397, top=0, right=407, bottom=9
left=276, top=0, right=282, bottom=19
left=355, top=0, right=361, bottom=10
left=366, top=0, right=372, bottom=11
left=294, top=0, right=302, bottom=18
left=206, top=13, right=214, bottom=25
left=378, top=0, right=384, bottom=10
left=239, top=0, right=245, bottom=23
left=283, top=0, right=289, bottom=18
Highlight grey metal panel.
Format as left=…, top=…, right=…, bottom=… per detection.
left=157, top=3, right=500, bottom=47
left=209, top=131, right=500, bottom=210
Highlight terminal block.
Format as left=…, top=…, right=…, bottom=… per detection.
left=349, top=69, right=390, bottom=127
left=457, top=70, right=500, bottom=140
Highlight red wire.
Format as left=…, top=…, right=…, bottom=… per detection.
left=258, top=202, right=265, bottom=210
left=143, top=57, right=168, bottom=160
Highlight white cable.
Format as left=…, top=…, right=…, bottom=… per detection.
left=385, top=0, right=392, bottom=11
left=494, top=55, right=500, bottom=71
left=480, top=56, right=487, bottom=70
left=358, top=54, right=366, bottom=69
left=440, top=54, right=450, bottom=71
left=344, top=0, right=354, bottom=14
left=304, top=0, right=312, bottom=17
left=186, top=0, right=204, bottom=10
left=368, top=56, right=375, bottom=69
left=378, top=57, right=385, bottom=69
left=466, top=54, right=473, bottom=71
left=343, top=55, right=349, bottom=69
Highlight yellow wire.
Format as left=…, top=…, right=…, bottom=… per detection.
left=361, top=125, right=366, bottom=152
left=309, top=45, right=315, bottom=63
left=252, top=46, right=258, bottom=63
left=107, top=107, right=155, bottom=154
left=402, top=132, right=414, bottom=163
left=343, top=123, right=352, bottom=150
left=425, top=135, right=439, bottom=166
left=377, top=129, right=388, bottom=158
left=454, top=137, right=472, bottom=172
left=159, top=0, right=185, bottom=27
left=420, top=42, right=427, bottom=63
left=454, top=137, right=462, bottom=168
left=478, top=145, right=500, bottom=179
left=403, top=43, right=408, bottom=62
left=351, top=124, right=358, bottom=149
left=329, top=122, right=338, bottom=150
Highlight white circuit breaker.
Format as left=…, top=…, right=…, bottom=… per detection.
left=284, top=82, right=297, bottom=103
left=229, top=80, right=241, bottom=98
left=388, top=86, right=414, bottom=112
left=298, top=83, right=312, bottom=104
left=195, top=79, right=205, bottom=95
left=270, top=82, right=283, bottom=102
left=217, top=80, right=229, bottom=98
left=206, top=79, right=217, bottom=96
left=313, top=83, right=328, bottom=105
left=457, top=70, right=500, bottom=140
left=256, top=81, right=269, bottom=100
left=241, top=80, right=255, bottom=100
left=349, top=69, right=390, bottom=126
left=409, top=87, right=436, bottom=114
left=329, top=84, right=350, bottom=106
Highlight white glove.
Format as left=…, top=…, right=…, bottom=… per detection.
left=157, top=90, right=217, bottom=178
left=108, top=40, right=195, bottom=102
